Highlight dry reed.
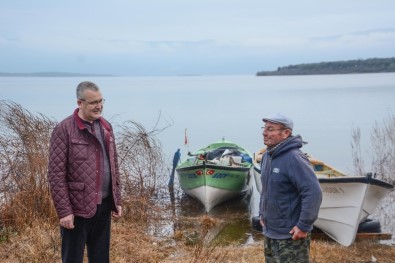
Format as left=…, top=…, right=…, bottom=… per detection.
left=352, top=112, right=395, bottom=241
left=0, top=100, right=57, bottom=229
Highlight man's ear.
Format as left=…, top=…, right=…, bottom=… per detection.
left=284, top=129, right=292, bottom=138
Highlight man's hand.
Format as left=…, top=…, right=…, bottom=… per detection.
left=289, top=226, right=308, bottom=240
left=112, top=205, right=122, bottom=218
left=60, top=214, right=74, bottom=229
left=260, top=217, right=265, bottom=226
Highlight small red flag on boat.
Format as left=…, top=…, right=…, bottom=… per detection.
left=184, top=128, right=188, bottom=145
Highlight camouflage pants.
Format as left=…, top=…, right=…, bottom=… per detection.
left=264, top=234, right=311, bottom=263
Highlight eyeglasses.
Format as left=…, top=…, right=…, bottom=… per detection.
left=79, top=98, right=105, bottom=106
left=261, top=126, right=286, bottom=132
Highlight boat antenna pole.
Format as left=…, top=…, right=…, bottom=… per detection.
left=168, top=148, right=181, bottom=188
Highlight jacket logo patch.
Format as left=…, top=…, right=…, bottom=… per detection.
left=273, top=168, right=280, bottom=173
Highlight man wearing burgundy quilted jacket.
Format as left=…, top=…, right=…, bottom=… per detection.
left=48, top=81, right=122, bottom=263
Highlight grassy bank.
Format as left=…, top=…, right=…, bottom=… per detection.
left=1, top=218, right=395, bottom=263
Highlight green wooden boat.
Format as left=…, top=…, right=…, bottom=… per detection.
left=176, top=139, right=253, bottom=212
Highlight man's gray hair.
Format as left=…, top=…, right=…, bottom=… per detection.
left=76, top=81, right=100, bottom=99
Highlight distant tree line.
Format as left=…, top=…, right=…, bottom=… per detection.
left=256, top=57, right=395, bottom=76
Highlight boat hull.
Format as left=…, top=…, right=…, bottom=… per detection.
left=176, top=164, right=251, bottom=212
left=315, top=176, right=393, bottom=246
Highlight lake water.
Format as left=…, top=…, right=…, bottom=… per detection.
left=1, top=73, right=394, bottom=173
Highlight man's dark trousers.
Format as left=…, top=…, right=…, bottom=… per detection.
left=61, top=197, right=112, bottom=263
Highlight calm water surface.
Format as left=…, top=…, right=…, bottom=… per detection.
left=1, top=73, right=394, bottom=172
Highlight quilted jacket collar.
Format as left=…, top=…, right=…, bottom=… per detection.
left=73, top=108, right=111, bottom=132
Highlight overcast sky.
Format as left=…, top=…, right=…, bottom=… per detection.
left=1, top=0, right=394, bottom=76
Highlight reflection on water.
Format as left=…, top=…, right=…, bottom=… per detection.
left=150, top=177, right=264, bottom=246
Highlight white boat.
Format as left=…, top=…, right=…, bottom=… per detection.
left=253, top=151, right=394, bottom=246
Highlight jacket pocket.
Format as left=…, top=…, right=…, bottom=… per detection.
left=266, top=200, right=291, bottom=229
left=70, top=138, right=89, bottom=161
left=68, top=182, right=85, bottom=212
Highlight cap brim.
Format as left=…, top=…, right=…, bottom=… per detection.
left=262, top=118, right=281, bottom=124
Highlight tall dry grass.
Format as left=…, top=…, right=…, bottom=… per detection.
left=0, top=100, right=57, bottom=229
left=0, top=101, right=173, bottom=261
left=116, top=119, right=170, bottom=222
left=0, top=100, right=170, bottom=226
left=351, top=112, right=395, bottom=242
left=369, top=113, right=395, bottom=185
left=351, top=112, right=395, bottom=184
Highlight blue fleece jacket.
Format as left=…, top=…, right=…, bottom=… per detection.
left=259, top=135, right=322, bottom=239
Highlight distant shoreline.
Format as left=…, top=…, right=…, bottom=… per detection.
left=2, top=57, right=395, bottom=77
left=256, top=57, right=395, bottom=76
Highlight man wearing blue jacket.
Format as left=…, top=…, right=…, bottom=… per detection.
left=259, top=114, right=322, bottom=263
